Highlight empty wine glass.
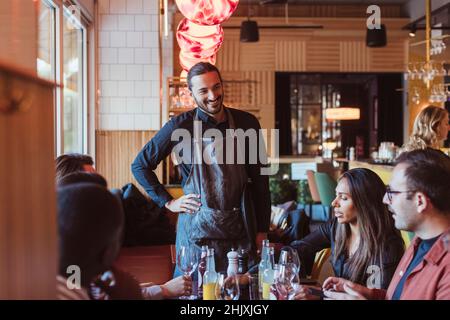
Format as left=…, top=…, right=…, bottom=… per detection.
left=417, top=62, right=426, bottom=80
left=274, top=263, right=300, bottom=300
left=410, top=63, right=418, bottom=80
left=404, top=64, right=411, bottom=81
left=278, top=246, right=301, bottom=276
left=438, top=63, right=447, bottom=77
left=215, top=272, right=240, bottom=300
left=177, top=245, right=199, bottom=300
left=411, top=89, right=420, bottom=105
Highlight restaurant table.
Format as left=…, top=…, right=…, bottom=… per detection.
left=115, top=245, right=174, bottom=285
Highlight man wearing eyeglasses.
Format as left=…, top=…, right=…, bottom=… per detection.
left=323, top=148, right=450, bottom=300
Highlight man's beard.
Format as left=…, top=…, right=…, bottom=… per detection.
left=194, top=95, right=223, bottom=115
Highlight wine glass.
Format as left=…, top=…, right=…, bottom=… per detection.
left=278, top=246, right=301, bottom=276
left=411, top=89, right=420, bottom=105
left=177, top=245, right=199, bottom=300
left=215, top=272, right=240, bottom=300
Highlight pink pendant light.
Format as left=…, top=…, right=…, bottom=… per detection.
left=179, top=51, right=216, bottom=72
left=176, top=18, right=224, bottom=59
left=175, top=0, right=239, bottom=26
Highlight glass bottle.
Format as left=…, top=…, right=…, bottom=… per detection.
left=203, top=248, right=218, bottom=300
left=262, top=247, right=275, bottom=300
left=258, top=239, right=270, bottom=297
left=197, top=245, right=208, bottom=300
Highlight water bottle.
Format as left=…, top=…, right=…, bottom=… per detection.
left=197, top=245, right=208, bottom=300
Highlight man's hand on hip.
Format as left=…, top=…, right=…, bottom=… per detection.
left=165, top=194, right=201, bottom=213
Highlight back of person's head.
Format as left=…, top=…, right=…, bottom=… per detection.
left=395, top=148, right=450, bottom=214
left=402, top=105, right=448, bottom=151
left=187, top=62, right=222, bottom=90
left=335, top=168, right=400, bottom=284
left=57, top=172, right=108, bottom=188
left=56, top=153, right=94, bottom=183
left=57, top=183, right=124, bottom=287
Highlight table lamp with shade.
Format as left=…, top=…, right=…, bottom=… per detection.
left=324, top=107, right=361, bottom=160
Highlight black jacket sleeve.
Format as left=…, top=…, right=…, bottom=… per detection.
left=246, top=115, right=271, bottom=234
left=290, top=219, right=334, bottom=277
left=131, top=120, right=175, bottom=208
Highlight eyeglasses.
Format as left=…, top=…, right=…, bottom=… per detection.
left=385, top=186, right=416, bottom=202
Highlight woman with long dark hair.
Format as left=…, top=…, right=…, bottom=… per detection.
left=292, top=168, right=404, bottom=299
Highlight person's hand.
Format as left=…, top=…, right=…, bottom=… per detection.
left=236, top=273, right=250, bottom=286
left=322, top=276, right=351, bottom=292
left=323, top=283, right=367, bottom=300
left=323, top=277, right=371, bottom=300
left=160, top=275, right=192, bottom=298
left=293, top=285, right=322, bottom=300
left=164, top=194, right=201, bottom=213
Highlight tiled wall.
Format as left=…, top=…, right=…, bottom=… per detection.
left=97, top=0, right=161, bottom=130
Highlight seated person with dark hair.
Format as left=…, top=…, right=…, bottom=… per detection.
left=57, top=183, right=191, bottom=300
left=290, top=168, right=404, bottom=300
left=324, top=149, right=450, bottom=300
left=56, top=153, right=96, bottom=184
left=57, top=171, right=108, bottom=188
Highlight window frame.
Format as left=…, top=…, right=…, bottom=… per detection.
left=37, top=0, right=92, bottom=156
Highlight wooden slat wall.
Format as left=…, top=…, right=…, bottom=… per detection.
left=215, top=40, right=240, bottom=72
left=370, top=40, right=406, bottom=71
left=239, top=41, right=275, bottom=71
left=95, top=130, right=162, bottom=190
left=275, top=41, right=307, bottom=71
left=306, top=41, right=341, bottom=71
left=0, top=67, right=57, bottom=299
left=340, top=41, right=370, bottom=72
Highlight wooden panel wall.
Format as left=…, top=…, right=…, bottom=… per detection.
left=0, top=1, right=38, bottom=73
left=0, top=66, right=57, bottom=299
left=340, top=41, right=370, bottom=71
left=174, top=14, right=409, bottom=133
left=275, top=41, right=306, bottom=71
left=95, top=130, right=162, bottom=190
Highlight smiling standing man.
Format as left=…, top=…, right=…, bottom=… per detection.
left=323, top=148, right=450, bottom=300
left=132, top=62, right=271, bottom=278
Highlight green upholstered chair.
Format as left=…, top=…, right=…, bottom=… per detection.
left=314, top=172, right=337, bottom=209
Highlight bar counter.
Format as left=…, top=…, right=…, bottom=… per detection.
left=348, top=160, right=394, bottom=184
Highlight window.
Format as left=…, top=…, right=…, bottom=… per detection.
left=37, top=0, right=89, bottom=155
left=37, top=0, right=56, bottom=81
left=63, top=7, right=87, bottom=154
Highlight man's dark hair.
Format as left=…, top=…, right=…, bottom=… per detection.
left=395, top=148, right=450, bottom=213
left=57, top=183, right=124, bottom=287
left=56, top=154, right=94, bottom=183
left=186, top=62, right=223, bottom=91
left=57, top=172, right=108, bottom=188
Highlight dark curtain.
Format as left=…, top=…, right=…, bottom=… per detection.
left=377, top=74, right=403, bottom=146
left=275, top=72, right=292, bottom=155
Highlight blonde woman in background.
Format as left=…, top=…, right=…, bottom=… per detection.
left=401, top=105, right=449, bottom=152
